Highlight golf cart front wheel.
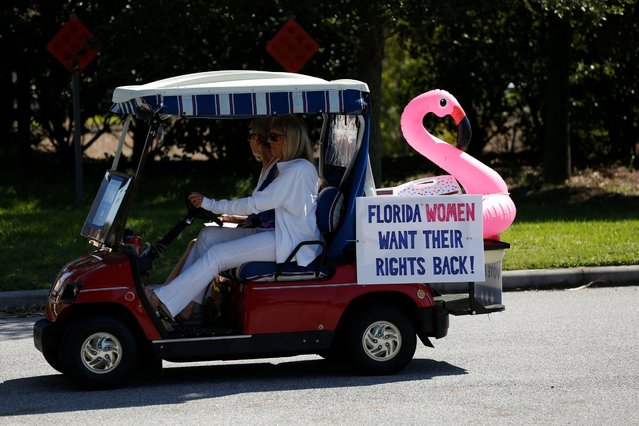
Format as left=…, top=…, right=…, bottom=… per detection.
left=59, top=316, right=138, bottom=390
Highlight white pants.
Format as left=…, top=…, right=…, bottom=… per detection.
left=155, top=226, right=276, bottom=317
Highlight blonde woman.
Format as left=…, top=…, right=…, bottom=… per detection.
left=146, top=115, right=320, bottom=321
left=164, top=118, right=278, bottom=288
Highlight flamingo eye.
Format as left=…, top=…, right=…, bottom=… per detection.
left=439, top=98, right=447, bottom=108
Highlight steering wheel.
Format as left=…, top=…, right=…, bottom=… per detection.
left=184, top=189, right=223, bottom=226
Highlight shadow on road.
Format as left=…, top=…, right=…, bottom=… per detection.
left=0, top=357, right=467, bottom=416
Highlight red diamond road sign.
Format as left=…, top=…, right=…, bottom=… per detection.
left=46, top=18, right=98, bottom=75
left=266, top=19, right=319, bottom=73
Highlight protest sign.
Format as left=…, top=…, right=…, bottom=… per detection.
left=356, top=195, right=485, bottom=284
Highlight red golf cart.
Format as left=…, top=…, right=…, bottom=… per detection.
left=34, top=71, right=510, bottom=389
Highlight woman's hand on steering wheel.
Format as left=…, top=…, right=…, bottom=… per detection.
left=188, top=192, right=205, bottom=209
left=183, top=189, right=223, bottom=226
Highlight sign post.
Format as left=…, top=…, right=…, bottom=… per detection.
left=46, top=17, right=98, bottom=204
left=71, top=74, right=82, bottom=203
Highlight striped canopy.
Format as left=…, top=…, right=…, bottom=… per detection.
left=110, top=70, right=370, bottom=118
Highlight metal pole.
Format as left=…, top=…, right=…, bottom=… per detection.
left=111, top=115, right=131, bottom=171
left=72, top=73, right=83, bottom=203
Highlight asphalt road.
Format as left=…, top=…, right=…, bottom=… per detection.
left=1, top=287, right=637, bottom=424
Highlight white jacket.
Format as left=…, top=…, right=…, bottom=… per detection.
left=202, top=158, right=321, bottom=266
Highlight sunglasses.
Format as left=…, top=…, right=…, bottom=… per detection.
left=268, top=132, right=284, bottom=142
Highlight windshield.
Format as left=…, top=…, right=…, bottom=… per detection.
left=81, top=170, right=132, bottom=245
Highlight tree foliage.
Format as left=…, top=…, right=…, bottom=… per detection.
left=1, top=0, right=637, bottom=184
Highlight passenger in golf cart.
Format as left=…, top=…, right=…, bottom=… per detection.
left=211, top=116, right=279, bottom=228
left=145, top=115, right=322, bottom=322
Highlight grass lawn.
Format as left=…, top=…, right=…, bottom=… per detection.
left=1, top=163, right=638, bottom=291
left=502, top=167, right=639, bottom=270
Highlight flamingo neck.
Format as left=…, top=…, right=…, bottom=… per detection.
left=401, top=114, right=508, bottom=195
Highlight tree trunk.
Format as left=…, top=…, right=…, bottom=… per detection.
left=0, top=72, right=13, bottom=161
left=355, top=10, right=385, bottom=185
left=543, top=14, right=571, bottom=184
left=13, top=66, right=33, bottom=165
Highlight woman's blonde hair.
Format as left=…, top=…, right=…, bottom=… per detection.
left=270, top=115, right=313, bottom=162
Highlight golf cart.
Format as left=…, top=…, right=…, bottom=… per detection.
left=34, top=70, right=512, bottom=390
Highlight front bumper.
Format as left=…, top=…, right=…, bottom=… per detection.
left=33, top=318, right=63, bottom=354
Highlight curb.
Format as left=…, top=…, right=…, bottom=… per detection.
left=431, top=265, right=639, bottom=293
left=0, top=289, right=49, bottom=306
left=1, top=266, right=638, bottom=314
left=502, top=265, right=639, bottom=290
left=0, top=289, right=49, bottom=317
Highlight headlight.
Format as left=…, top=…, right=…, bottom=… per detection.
left=49, top=277, right=64, bottom=299
left=60, top=282, right=82, bottom=302
left=49, top=277, right=82, bottom=304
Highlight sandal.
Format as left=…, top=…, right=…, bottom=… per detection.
left=176, top=301, right=197, bottom=323
left=143, top=286, right=162, bottom=310
left=157, top=303, right=176, bottom=322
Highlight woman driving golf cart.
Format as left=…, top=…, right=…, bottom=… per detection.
left=145, top=115, right=321, bottom=321
left=164, top=117, right=278, bottom=285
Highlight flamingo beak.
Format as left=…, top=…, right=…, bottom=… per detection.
left=454, top=107, right=472, bottom=149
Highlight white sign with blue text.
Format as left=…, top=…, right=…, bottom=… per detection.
left=356, top=195, right=485, bottom=284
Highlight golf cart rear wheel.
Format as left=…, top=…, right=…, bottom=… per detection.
left=59, top=316, right=138, bottom=390
left=344, top=305, right=416, bottom=375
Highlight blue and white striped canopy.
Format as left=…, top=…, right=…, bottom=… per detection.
left=110, top=71, right=370, bottom=118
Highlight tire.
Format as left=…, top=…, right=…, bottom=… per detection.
left=137, top=343, right=164, bottom=375
left=42, top=345, right=65, bottom=374
left=59, top=316, right=139, bottom=390
left=344, top=305, right=416, bottom=375
left=317, top=347, right=344, bottom=363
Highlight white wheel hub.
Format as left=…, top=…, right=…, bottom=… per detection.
left=362, top=321, right=402, bottom=361
left=80, top=332, right=123, bottom=374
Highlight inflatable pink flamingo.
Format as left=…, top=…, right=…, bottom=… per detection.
left=400, top=89, right=516, bottom=237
